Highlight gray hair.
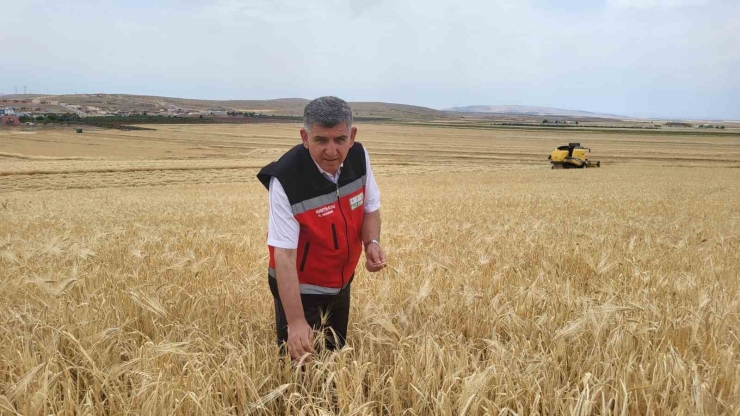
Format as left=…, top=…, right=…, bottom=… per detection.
left=303, top=96, right=353, bottom=132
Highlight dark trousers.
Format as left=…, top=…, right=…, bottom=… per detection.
left=273, top=283, right=351, bottom=352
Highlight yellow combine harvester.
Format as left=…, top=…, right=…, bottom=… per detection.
left=548, top=143, right=601, bottom=169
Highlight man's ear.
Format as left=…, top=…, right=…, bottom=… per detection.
left=300, top=128, right=309, bottom=148
left=350, top=126, right=357, bottom=145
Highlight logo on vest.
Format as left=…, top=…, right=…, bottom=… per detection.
left=350, top=193, right=364, bottom=210
left=316, top=204, right=335, bottom=217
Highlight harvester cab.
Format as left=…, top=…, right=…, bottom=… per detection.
left=548, top=143, right=601, bottom=169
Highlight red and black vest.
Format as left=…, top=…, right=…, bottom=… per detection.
left=257, top=143, right=367, bottom=296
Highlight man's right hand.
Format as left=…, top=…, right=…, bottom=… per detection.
left=287, top=319, right=316, bottom=362
left=274, top=247, right=315, bottom=362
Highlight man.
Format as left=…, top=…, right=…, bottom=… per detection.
left=257, top=96, right=387, bottom=362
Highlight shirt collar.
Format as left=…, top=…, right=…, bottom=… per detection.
left=310, top=156, right=342, bottom=183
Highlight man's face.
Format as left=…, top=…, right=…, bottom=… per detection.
left=300, top=122, right=357, bottom=175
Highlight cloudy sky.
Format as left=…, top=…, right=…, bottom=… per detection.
left=2, top=0, right=738, bottom=119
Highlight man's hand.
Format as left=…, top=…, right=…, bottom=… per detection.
left=274, top=248, right=315, bottom=363
left=287, top=319, right=315, bottom=362
left=365, top=242, right=387, bottom=272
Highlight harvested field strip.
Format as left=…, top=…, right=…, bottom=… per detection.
left=0, top=152, right=88, bottom=160
left=0, top=164, right=265, bottom=177
left=0, top=168, right=261, bottom=192
left=401, top=122, right=740, bottom=136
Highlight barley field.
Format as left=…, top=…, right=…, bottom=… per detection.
left=1, top=124, right=739, bottom=415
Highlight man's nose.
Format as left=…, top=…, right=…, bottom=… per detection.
left=326, top=142, right=338, bottom=156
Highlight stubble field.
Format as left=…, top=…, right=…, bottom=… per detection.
left=1, top=123, right=739, bottom=415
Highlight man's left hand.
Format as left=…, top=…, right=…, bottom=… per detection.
left=365, top=243, right=387, bottom=272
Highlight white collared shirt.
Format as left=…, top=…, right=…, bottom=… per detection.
left=312, top=157, right=343, bottom=183
left=267, top=147, right=380, bottom=249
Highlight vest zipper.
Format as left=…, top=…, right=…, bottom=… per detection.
left=337, top=183, right=350, bottom=290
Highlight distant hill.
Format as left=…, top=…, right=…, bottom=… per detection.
left=0, top=94, right=651, bottom=122
left=0, top=94, right=448, bottom=121
left=444, top=105, right=626, bottom=119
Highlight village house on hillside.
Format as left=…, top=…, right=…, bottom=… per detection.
left=0, top=99, right=32, bottom=104
left=1, top=115, right=21, bottom=126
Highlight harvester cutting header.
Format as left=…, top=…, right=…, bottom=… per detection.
left=548, top=143, right=601, bottom=169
